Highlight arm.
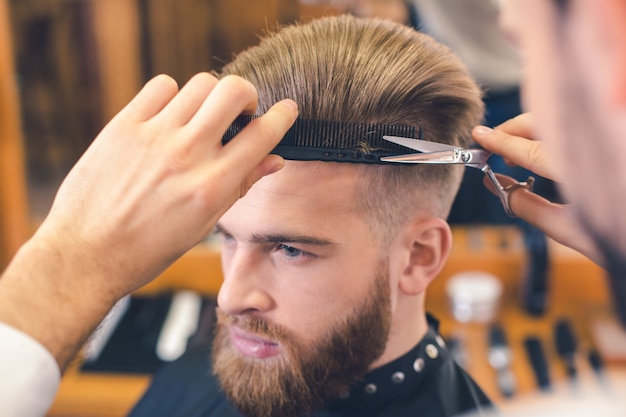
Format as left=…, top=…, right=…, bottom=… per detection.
left=472, top=113, right=602, bottom=265
left=0, top=73, right=297, bottom=371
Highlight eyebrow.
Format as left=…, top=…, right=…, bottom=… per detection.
left=214, top=223, right=334, bottom=247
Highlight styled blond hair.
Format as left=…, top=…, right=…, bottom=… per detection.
left=221, top=15, right=484, bottom=240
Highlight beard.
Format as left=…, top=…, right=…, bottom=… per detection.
left=550, top=5, right=626, bottom=302
left=211, top=263, right=392, bottom=417
left=545, top=6, right=626, bottom=326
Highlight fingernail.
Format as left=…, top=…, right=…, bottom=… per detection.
left=280, top=99, right=298, bottom=112
left=474, top=125, right=493, bottom=136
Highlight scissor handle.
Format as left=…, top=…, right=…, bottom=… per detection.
left=483, top=167, right=535, bottom=217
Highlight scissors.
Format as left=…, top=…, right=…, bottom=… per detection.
left=380, top=136, right=534, bottom=217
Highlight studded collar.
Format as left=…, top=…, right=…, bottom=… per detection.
left=324, top=315, right=449, bottom=414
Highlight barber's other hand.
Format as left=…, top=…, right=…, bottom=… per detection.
left=472, top=113, right=601, bottom=265
left=35, top=73, right=297, bottom=301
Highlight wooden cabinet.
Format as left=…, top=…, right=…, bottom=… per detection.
left=0, top=0, right=30, bottom=268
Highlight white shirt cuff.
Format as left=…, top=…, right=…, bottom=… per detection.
left=0, top=322, right=61, bottom=417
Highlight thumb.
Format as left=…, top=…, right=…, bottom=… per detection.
left=221, top=99, right=298, bottom=167
left=239, top=154, right=285, bottom=198
left=219, top=98, right=297, bottom=198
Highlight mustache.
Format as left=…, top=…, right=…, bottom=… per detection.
left=215, top=308, right=294, bottom=346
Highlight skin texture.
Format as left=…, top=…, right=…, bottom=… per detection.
left=0, top=73, right=298, bottom=370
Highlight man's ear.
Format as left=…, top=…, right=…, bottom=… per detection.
left=395, top=218, right=452, bottom=296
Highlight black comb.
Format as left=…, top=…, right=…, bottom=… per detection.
left=222, top=115, right=419, bottom=164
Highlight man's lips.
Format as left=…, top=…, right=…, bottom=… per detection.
left=229, top=326, right=281, bottom=359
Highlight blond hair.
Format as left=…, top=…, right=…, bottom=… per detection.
left=221, top=15, right=484, bottom=241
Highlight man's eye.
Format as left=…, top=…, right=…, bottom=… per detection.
left=215, top=231, right=235, bottom=248
left=277, top=244, right=306, bottom=258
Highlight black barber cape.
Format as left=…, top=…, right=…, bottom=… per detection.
left=129, top=317, right=493, bottom=417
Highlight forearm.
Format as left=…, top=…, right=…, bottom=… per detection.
left=0, top=238, right=117, bottom=371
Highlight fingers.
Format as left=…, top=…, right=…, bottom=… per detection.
left=495, top=112, right=535, bottom=138
left=159, top=73, right=219, bottom=125
left=101, top=72, right=297, bottom=236
left=187, top=75, right=259, bottom=138
left=483, top=174, right=602, bottom=264
left=191, top=98, right=296, bottom=233
left=472, top=124, right=557, bottom=181
left=240, top=154, right=286, bottom=196
left=119, top=74, right=179, bottom=122
left=215, top=98, right=298, bottom=190
left=490, top=174, right=563, bottom=229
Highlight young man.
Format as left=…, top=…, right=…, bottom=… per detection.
left=130, top=15, right=490, bottom=417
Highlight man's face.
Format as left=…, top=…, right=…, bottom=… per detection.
left=500, top=0, right=626, bottom=256
left=499, top=0, right=570, bottom=176
left=213, top=161, right=392, bottom=417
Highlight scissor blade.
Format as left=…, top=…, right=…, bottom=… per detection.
left=383, top=135, right=457, bottom=153
left=380, top=150, right=464, bottom=164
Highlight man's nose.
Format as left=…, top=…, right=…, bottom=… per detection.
left=218, top=248, right=274, bottom=315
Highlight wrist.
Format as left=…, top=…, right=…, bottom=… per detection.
left=0, top=237, right=118, bottom=370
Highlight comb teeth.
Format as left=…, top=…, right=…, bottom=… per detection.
left=222, top=115, right=418, bottom=164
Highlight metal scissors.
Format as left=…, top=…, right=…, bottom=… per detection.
left=380, top=136, right=534, bottom=217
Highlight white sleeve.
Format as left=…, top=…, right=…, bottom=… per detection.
left=0, top=322, right=61, bottom=417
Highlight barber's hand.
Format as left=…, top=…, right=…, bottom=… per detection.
left=472, top=113, right=602, bottom=265
left=37, top=73, right=297, bottom=298
left=0, top=73, right=297, bottom=369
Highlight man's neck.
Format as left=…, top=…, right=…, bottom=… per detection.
left=369, top=293, right=428, bottom=369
